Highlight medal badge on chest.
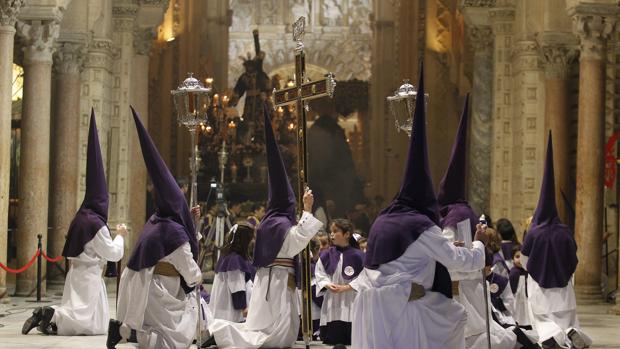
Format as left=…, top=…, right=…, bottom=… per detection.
left=344, top=265, right=355, bottom=277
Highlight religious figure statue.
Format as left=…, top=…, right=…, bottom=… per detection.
left=229, top=29, right=272, bottom=145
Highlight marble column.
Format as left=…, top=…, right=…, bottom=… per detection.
left=128, top=28, right=154, bottom=248
left=48, top=41, right=85, bottom=283
left=0, top=0, right=24, bottom=299
left=541, top=41, right=578, bottom=225
left=467, top=25, right=493, bottom=216
left=15, top=19, right=59, bottom=296
left=570, top=8, right=616, bottom=303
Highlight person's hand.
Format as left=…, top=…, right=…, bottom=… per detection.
left=334, top=284, right=353, bottom=293
left=116, top=224, right=128, bottom=237
left=303, top=187, right=314, bottom=213
left=453, top=240, right=465, bottom=247
left=191, top=205, right=201, bottom=220
left=326, top=284, right=339, bottom=293
left=474, top=223, right=488, bottom=246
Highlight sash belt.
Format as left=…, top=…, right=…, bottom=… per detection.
left=153, top=262, right=180, bottom=277
left=452, top=281, right=460, bottom=296
left=408, top=282, right=426, bottom=301
left=265, top=258, right=295, bottom=301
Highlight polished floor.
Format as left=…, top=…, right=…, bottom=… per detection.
left=0, top=284, right=618, bottom=348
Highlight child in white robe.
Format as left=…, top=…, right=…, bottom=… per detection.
left=209, top=223, right=256, bottom=323
left=314, top=218, right=364, bottom=345
left=510, top=247, right=533, bottom=329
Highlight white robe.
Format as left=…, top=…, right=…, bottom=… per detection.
left=442, top=227, right=517, bottom=349
left=512, top=274, right=532, bottom=327
left=208, top=211, right=323, bottom=349
left=208, top=269, right=254, bottom=323
left=351, top=225, right=486, bottom=349
left=117, top=242, right=202, bottom=349
left=314, top=253, right=358, bottom=326
left=521, top=254, right=592, bottom=348
left=52, top=226, right=124, bottom=335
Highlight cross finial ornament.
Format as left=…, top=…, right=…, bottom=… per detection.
left=293, top=16, right=305, bottom=50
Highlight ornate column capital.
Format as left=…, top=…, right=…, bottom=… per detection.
left=569, top=4, right=618, bottom=59
left=17, top=19, right=60, bottom=65
left=53, top=41, right=87, bottom=75
left=113, top=3, right=139, bottom=32
left=133, top=27, right=155, bottom=56
left=468, top=26, right=493, bottom=54
left=541, top=44, right=578, bottom=79
left=0, top=0, right=24, bottom=27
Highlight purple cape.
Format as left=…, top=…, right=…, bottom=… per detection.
left=63, top=110, right=109, bottom=258
left=509, top=266, right=527, bottom=294
left=501, top=241, right=514, bottom=261
left=364, top=64, right=452, bottom=299
left=487, top=272, right=509, bottom=311
left=522, top=133, right=578, bottom=289
left=319, top=245, right=365, bottom=280
left=215, top=252, right=256, bottom=281
left=253, top=103, right=297, bottom=268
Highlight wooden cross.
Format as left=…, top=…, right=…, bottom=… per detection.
left=272, top=16, right=335, bottom=348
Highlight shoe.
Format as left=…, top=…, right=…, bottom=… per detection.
left=35, top=307, right=55, bottom=334
left=127, top=329, right=137, bottom=343
left=106, top=319, right=122, bottom=349
left=41, top=323, right=57, bottom=335
left=201, top=335, right=216, bottom=348
left=568, top=329, right=587, bottom=349
left=21, top=307, right=43, bottom=335
left=542, top=338, right=561, bottom=349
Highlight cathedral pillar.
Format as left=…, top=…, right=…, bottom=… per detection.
left=540, top=37, right=578, bottom=225
left=15, top=18, right=60, bottom=296
left=0, top=0, right=24, bottom=299
left=568, top=3, right=618, bottom=302
left=463, top=2, right=493, bottom=215
left=48, top=41, right=86, bottom=283
left=128, top=27, right=154, bottom=246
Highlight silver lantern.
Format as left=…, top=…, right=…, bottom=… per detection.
left=387, top=79, right=428, bottom=137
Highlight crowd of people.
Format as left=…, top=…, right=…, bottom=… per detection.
left=18, top=66, right=591, bottom=349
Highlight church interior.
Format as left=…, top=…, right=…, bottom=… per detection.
left=1, top=0, right=620, bottom=347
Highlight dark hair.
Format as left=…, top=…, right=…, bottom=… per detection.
left=511, top=244, right=522, bottom=259
left=250, top=202, right=265, bottom=212
left=221, top=223, right=255, bottom=260
left=330, top=218, right=359, bottom=249
left=496, top=218, right=517, bottom=242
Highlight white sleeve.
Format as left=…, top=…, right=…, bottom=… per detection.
left=416, top=226, right=485, bottom=272
left=91, top=226, right=124, bottom=262
left=225, top=270, right=247, bottom=293
left=349, top=268, right=374, bottom=292
left=166, top=242, right=202, bottom=287
left=441, top=227, right=457, bottom=242
left=520, top=254, right=529, bottom=271
left=314, top=258, right=331, bottom=296
left=440, top=227, right=472, bottom=280
left=278, top=211, right=323, bottom=258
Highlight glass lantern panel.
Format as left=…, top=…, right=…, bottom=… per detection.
left=173, top=92, right=188, bottom=118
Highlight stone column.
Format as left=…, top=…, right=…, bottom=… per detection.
left=569, top=5, right=617, bottom=302
left=0, top=0, right=24, bottom=299
left=540, top=39, right=578, bottom=225
left=466, top=25, right=493, bottom=216
left=48, top=41, right=85, bottom=283
left=15, top=19, right=59, bottom=296
left=128, top=27, right=154, bottom=246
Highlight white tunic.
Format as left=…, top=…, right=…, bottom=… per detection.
left=511, top=274, right=531, bottom=327
left=208, top=211, right=323, bottom=349
left=442, top=227, right=517, bottom=349
left=521, top=254, right=592, bottom=348
left=314, top=253, right=358, bottom=325
left=351, top=225, right=486, bottom=349
left=209, top=269, right=254, bottom=323
left=52, top=226, right=124, bottom=335
left=117, top=242, right=202, bottom=349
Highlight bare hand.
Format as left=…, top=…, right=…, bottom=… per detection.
left=116, top=224, right=128, bottom=237
left=326, top=284, right=339, bottom=292
left=334, top=284, right=353, bottom=293
left=474, top=223, right=488, bottom=246
left=303, top=187, right=314, bottom=213
left=191, top=205, right=201, bottom=220
left=453, top=240, right=465, bottom=247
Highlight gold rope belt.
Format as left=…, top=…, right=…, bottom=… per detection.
left=452, top=281, right=460, bottom=296
left=408, top=282, right=426, bottom=301
left=153, top=262, right=180, bottom=277
left=268, top=258, right=295, bottom=268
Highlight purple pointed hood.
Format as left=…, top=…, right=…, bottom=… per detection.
left=253, top=103, right=297, bottom=267
left=364, top=63, right=452, bottom=298
left=127, top=106, right=198, bottom=271
left=62, top=109, right=109, bottom=258
left=438, top=95, right=478, bottom=238
left=522, top=132, right=578, bottom=288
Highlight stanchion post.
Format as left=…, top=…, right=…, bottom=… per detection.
left=36, top=234, right=42, bottom=302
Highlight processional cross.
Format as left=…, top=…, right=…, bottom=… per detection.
left=272, top=16, right=336, bottom=348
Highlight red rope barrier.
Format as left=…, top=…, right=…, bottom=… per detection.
left=0, top=249, right=40, bottom=274
left=41, top=250, right=63, bottom=263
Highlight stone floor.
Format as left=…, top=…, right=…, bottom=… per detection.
left=0, top=285, right=619, bottom=348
